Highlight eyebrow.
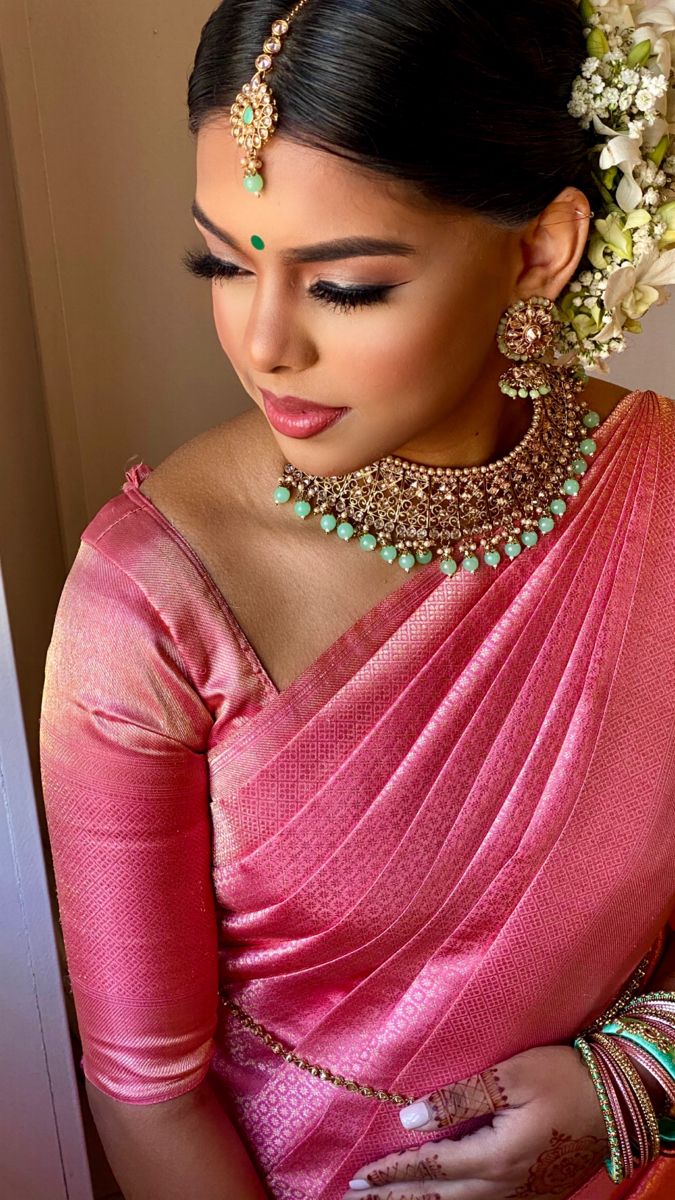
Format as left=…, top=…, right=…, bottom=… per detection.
left=191, top=200, right=417, bottom=264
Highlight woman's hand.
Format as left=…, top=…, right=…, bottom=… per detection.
left=343, top=1045, right=610, bottom=1200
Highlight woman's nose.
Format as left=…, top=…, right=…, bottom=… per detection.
left=244, top=279, right=317, bottom=375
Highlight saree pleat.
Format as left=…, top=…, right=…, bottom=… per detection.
left=200, top=391, right=675, bottom=1198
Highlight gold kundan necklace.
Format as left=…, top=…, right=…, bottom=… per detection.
left=272, top=363, right=602, bottom=578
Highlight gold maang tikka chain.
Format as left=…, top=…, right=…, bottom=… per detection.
left=229, top=1, right=309, bottom=196
left=272, top=297, right=602, bottom=578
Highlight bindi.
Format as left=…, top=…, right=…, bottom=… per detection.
left=250, top=234, right=265, bottom=250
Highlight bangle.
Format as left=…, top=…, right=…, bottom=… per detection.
left=574, top=1036, right=625, bottom=1183
left=619, top=1016, right=675, bottom=1059
left=572, top=942, right=673, bottom=1183
left=593, top=1043, right=640, bottom=1176
left=615, top=1038, right=675, bottom=1122
left=603, top=1018, right=675, bottom=1082
left=593, top=1032, right=661, bottom=1162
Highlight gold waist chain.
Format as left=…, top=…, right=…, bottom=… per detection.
left=219, top=992, right=413, bottom=1106
left=218, top=935, right=664, bottom=1109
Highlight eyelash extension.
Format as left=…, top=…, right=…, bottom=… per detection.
left=181, top=248, right=393, bottom=314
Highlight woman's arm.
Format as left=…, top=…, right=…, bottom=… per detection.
left=38, top=539, right=267, bottom=1196
left=86, top=1076, right=267, bottom=1200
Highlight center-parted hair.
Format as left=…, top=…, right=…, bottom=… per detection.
left=187, top=0, right=597, bottom=227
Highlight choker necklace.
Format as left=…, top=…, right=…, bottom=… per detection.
left=272, top=364, right=602, bottom=578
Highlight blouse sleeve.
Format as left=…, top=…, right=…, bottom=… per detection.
left=39, top=538, right=218, bottom=1104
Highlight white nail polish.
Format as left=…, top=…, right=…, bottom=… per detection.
left=348, top=1181, right=370, bottom=1191
left=399, top=1099, right=433, bottom=1129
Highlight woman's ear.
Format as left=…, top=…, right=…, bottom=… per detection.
left=510, top=186, right=593, bottom=303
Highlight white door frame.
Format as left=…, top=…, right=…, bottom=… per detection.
left=0, top=561, right=93, bottom=1199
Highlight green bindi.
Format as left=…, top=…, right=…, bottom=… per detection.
left=250, top=235, right=265, bottom=251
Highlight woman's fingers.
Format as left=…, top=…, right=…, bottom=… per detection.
left=348, top=1123, right=502, bottom=1191
left=399, top=1067, right=510, bottom=1132
left=344, top=1181, right=490, bottom=1199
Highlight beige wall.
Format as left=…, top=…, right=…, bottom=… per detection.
left=1, top=0, right=249, bottom=570
left=0, top=0, right=674, bottom=739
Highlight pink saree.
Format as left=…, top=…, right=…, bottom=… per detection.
left=39, top=387, right=675, bottom=1200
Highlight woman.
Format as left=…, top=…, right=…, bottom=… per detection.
left=39, top=1, right=675, bottom=1198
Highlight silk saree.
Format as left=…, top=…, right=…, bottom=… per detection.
left=39, top=388, right=675, bottom=1199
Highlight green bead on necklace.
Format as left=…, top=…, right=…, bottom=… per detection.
left=271, top=372, right=603, bottom=581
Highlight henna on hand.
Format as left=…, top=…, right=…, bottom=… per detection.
left=505, top=1127, right=609, bottom=1198
left=428, top=1066, right=509, bottom=1127
left=362, top=1195, right=442, bottom=1200
left=367, top=1153, right=448, bottom=1186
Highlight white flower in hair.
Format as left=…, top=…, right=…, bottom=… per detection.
left=560, top=0, right=675, bottom=370
left=592, top=241, right=675, bottom=340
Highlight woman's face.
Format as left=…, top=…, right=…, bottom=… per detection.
left=191, top=120, right=582, bottom=476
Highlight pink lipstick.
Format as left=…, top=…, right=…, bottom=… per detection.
left=261, top=389, right=350, bottom=439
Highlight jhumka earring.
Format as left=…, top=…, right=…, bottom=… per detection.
left=496, top=202, right=594, bottom=398
left=497, top=295, right=567, bottom=399
left=229, top=1, right=309, bottom=197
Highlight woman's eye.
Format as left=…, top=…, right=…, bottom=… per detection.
left=181, top=248, right=393, bottom=313
left=182, top=248, right=245, bottom=281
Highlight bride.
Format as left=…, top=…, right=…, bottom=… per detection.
left=39, top=2, right=675, bottom=1198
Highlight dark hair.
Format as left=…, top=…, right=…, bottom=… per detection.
left=187, top=0, right=596, bottom=227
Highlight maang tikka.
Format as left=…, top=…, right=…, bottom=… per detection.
left=230, top=1, right=309, bottom=196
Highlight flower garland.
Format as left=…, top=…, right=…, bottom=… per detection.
left=559, top=0, right=675, bottom=370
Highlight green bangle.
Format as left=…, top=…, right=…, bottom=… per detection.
left=602, top=1021, right=675, bottom=1083
left=574, top=1036, right=625, bottom=1183
left=623, top=991, right=675, bottom=1010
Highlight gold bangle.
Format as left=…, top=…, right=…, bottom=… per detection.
left=623, top=990, right=675, bottom=1012
left=575, top=1036, right=625, bottom=1183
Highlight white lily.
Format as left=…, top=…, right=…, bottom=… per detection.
left=598, top=131, right=645, bottom=208
left=635, top=1, right=675, bottom=34
left=588, top=0, right=637, bottom=28
left=635, top=1, right=675, bottom=71
left=593, top=242, right=675, bottom=340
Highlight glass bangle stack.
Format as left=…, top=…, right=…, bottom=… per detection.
left=575, top=970, right=675, bottom=1185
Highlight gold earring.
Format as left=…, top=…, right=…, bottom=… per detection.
left=496, top=296, right=569, bottom=399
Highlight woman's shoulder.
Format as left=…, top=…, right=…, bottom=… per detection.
left=54, top=410, right=276, bottom=710
left=79, top=407, right=270, bottom=574
left=582, top=377, right=651, bottom=419
left=120, top=408, right=283, bottom=619
left=135, top=406, right=271, bottom=534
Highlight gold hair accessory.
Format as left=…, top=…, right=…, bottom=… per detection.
left=229, top=1, right=309, bottom=196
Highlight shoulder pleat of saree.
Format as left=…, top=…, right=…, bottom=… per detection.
left=201, top=390, right=675, bottom=1199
